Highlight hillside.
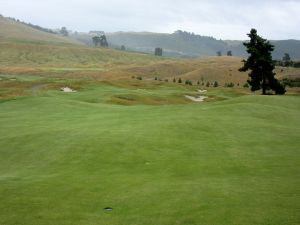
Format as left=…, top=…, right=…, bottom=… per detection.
left=72, top=31, right=300, bottom=59
left=0, top=17, right=299, bottom=87
left=0, top=15, right=80, bottom=44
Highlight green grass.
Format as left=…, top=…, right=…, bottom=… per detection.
left=0, top=79, right=299, bottom=225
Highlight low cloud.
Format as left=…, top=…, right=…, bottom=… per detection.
left=1, top=0, right=299, bottom=39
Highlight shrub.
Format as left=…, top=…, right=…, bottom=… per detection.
left=185, top=80, right=192, bottom=85
left=243, top=83, right=249, bottom=88
left=281, top=78, right=300, bottom=87
left=225, top=82, right=234, bottom=87
left=213, top=81, right=219, bottom=87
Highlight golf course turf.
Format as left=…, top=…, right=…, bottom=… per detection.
left=0, top=79, right=299, bottom=225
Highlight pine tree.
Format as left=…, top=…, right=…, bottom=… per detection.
left=239, top=29, right=285, bottom=95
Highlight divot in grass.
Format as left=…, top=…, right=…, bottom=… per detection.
left=103, top=207, right=113, bottom=211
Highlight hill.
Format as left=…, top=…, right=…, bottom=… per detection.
left=1, top=40, right=299, bottom=88
left=0, top=15, right=80, bottom=45
left=72, top=30, right=300, bottom=60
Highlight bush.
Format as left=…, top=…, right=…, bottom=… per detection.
left=136, top=76, right=142, bottom=80
left=281, top=78, right=300, bottom=87
left=213, top=81, right=219, bottom=87
left=178, top=78, right=182, bottom=83
left=185, top=80, right=192, bottom=85
left=293, top=61, right=300, bottom=68
left=173, top=78, right=176, bottom=83
left=274, top=82, right=286, bottom=95
left=243, top=83, right=249, bottom=88
left=206, top=81, right=210, bottom=87
left=225, top=82, right=234, bottom=87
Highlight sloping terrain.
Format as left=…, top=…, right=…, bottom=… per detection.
left=0, top=16, right=80, bottom=44
left=71, top=30, right=300, bottom=59
left=1, top=39, right=299, bottom=88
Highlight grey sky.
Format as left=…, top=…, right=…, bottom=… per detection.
left=1, top=0, right=299, bottom=40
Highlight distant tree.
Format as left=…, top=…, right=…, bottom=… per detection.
left=92, top=36, right=101, bottom=46
left=213, top=81, right=219, bottom=87
left=282, top=53, right=291, bottom=67
left=225, top=82, right=234, bottom=87
left=217, top=51, right=222, bottom=56
left=185, top=80, right=192, bottom=85
left=60, top=27, right=69, bottom=36
left=173, top=78, right=176, bottom=83
left=243, top=83, right=249, bottom=88
left=178, top=78, right=182, bottom=83
left=197, top=81, right=200, bottom=85
left=293, top=61, right=300, bottom=68
left=206, top=81, right=210, bottom=87
left=227, top=51, right=232, bottom=56
left=155, top=77, right=158, bottom=80
left=100, top=35, right=108, bottom=47
left=239, top=29, right=285, bottom=95
left=92, top=35, right=108, bottom=47
left=155, top=48, right=163, bottom=56
left=121, top=45, right=126, bottom=51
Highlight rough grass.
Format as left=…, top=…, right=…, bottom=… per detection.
left=0, top=16, right=80, bottom=44
left=1, top=40, right=299, bottom=87
left=0, top=77, right=300, bottom=225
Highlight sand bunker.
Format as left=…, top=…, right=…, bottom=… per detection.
left=198, top=89, right=207, bottom=93
left=61, top=87, right=76, bottom=92
left=185, top=95, right=208, bottom=102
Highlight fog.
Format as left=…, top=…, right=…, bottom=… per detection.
left=1, top=0, right=299, bottom=40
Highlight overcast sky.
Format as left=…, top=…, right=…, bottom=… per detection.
left=1, top=0, right=299, bottom=40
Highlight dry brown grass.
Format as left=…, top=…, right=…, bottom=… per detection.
left=0, top=16, right=80, bottom=44
left=0, top=38, right=299, bottom=90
